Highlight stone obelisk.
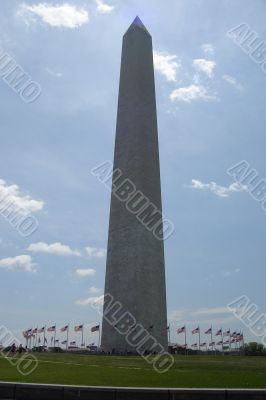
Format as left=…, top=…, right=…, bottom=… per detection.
left=101, top=17, right=168, bottom=353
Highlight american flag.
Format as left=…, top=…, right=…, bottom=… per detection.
left=47, top=325, right=56, bottom=332
left=74, top=325, right=83, bottom=332
left=91, top=324, right=100, bottom=332
left=23, top=328, right=33, bottom=338
left=38, top=327, right=45, bottom=333
left=223, top=330, right=230, bottom=337
left=191, top=343, right=198, bottom=348
left=216, top=341, right=223, bottom=345
left=192, top=327, right=199, bottom=334
left=231, top=331, right=237, bottom=338
left=236, top=334, right=243, bottom=342
left=70, top=341, right=76, bottom=346
left=205, top=328, right=212, bottom=334
left=60, top=325, right=68, bottom=332
left=200, top=342, right=206, bottom=347
left=32, top=328, right=38, bottom=334
left=61, top=340, right=67, bottom=345
left=209, top=341, right=215, bottom=346
left=177, top=326, right=185, bottom=334
left=224, top=339, right=230, bottom=344
left=215, top=329, right=222, bottom=336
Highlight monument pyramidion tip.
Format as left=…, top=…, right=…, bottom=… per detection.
left=125, top=16, right=151, bottom=36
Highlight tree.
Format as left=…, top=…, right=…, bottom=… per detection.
left=244, top=342, right=265, bottom=356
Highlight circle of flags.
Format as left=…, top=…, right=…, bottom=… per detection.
left=175, top=326, right=244, bottom=351
left=22, top=323, right=100, bottom=350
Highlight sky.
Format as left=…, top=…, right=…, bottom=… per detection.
left=0, top=0, right=266, bottom=348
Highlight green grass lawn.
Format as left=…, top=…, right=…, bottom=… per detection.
left=0, top=353, right=266, bottom=388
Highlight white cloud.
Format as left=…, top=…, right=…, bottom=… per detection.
left=153, top=51, right=180, bottom=82
left=193, top=58, right=216, bottom=78
left=0, top=179, right=44, bottom=214
left=85, top=246, right=106, bottom=258
left=76, top=295, right=103, bottom=306
left=187, top=179, right=247, bottom=198
left=222, top=74, right=243, bottom=91
left=19, top=3, right=89, bottom=28
left=222, top=268, right=241, bottom=278
left=168, top=307, right=236, bottom=325
left=45, top=67, right=63, bottom=78
left=95, top=0, right=114, bottom=14
left=89, top=286, right=102, bottom=294
left=76, top=268, right=96, bottom=277
left=168, top=309, right=186, bottom=321
left=28, top=242, right=80, bottom=256
left=0, top=255, right=36, bottom=272
left=201, top=43, right=215, bottom=56
left=191, top=307, right=231, bottom=316
left=223, top=271, right=232, bottom=278
left=192, top=315, right=237, bottom=326
left=170, top=84, right=215, bottom=103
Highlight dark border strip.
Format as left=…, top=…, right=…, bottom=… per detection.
left=1, top=382, right=266, bottom=400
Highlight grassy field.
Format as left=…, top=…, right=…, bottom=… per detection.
left=0, top=353, right=266, bottom=388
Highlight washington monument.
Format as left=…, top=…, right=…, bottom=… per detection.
left=101, top=17, right=168, bottom=353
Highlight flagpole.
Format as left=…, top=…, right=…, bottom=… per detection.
left=54, top=325, right=56, bottom=348
left=211, top=328, right=213, bottom=353
left=185, top=326, right=187, bottom=355
left=168, top=323, right=171, bottom=345
left=221, top=328, right=224, bottom=355
left=82, top=323, right=84, bottom=348
left=67, top=324, right=69, bottom=350
left=241, top=331, right=245, bottom=354
left=211, top=326, right=213, bottom=353
left=198, top=327, right=200, bottom=351
left=36, top=328, right=38, bottom=349
left=43, top=326, right=46, bottom=347
left=98, top=324, right=101, bottom=351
